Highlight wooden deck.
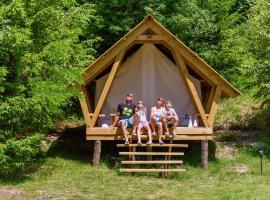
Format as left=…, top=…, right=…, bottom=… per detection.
left=86, top=127, right=213, bottom=140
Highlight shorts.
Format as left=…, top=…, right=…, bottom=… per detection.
left=139, top=120, right=148, bottom=126
left=118, top=116, right=134, bottom=128
left=167, top=119, right=174, bottom=127
left=154, top=117, right=162, bottom=125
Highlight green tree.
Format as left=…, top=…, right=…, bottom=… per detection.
left=0, top=0, right=98, bottom=175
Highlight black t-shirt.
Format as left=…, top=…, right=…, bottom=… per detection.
left=117, top=103, right=136, bottom=120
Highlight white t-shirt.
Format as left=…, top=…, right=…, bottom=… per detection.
left=137, top=109, right=147, bottom=122
left=151, top=106, right=165, bottom=118
left=165, top=108, right=177, bottom=117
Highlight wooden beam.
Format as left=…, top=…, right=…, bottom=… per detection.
left=171, top=49, right=210, bottom=127
left=120, top=168, right=186, bottom=172
left=208, top=85, right=222, bottom=127
left=79, top=97, right=92, bottom=128
left=121, top=160, right=183, bottom=164
left=134, top=35, right=165, bottom=43
left=91, top=48, right=126, bottom=127
left=86, top=135, right=213, bottom=141
left=148, top=21, right=241, bottom=97
left=86, top=127, right=213, bottom=135
left=117, top=143, right=188, bottom=147
left=119, top=152, right=184, bottom=156
left=205, top=86, right=216, bottom=113
left=81, top=85, right=92, bottom=113
left=83, top=20, right=151, bottom=83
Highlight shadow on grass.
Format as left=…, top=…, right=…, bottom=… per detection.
left=47, top=125, right=120, bottom=167
left=182, top=141, right=218, bottom=167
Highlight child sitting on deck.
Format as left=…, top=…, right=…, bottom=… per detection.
left=164, top=101, right=178, bottom=138
left=134, top=101, right=152, bottom=145
left=150, top=97, right=166, bottom=144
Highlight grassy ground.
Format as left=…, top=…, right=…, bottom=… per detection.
left=1, top=96, right=270, bottom=199
left=1, top=135, right=270, bottom=200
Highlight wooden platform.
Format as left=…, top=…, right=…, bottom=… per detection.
left=86, top=127, right=213, bottom=140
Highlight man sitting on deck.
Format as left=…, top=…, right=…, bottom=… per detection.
left=111, top=93, right=136, bottom=144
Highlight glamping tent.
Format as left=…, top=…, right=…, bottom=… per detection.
left=77, top=15, right=241, bottom=168
left=94, top=43, right=202, bottom=126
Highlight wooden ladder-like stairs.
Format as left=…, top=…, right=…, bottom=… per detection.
left=117, top=140, right=188, bottom=177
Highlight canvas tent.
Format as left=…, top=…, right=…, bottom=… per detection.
left=94, top=44, right=202, bottom=126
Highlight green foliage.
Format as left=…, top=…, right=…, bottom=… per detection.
left=215, top=95, right=261, bottom=130
left=0, top=133, right=45, bottom=175
left=0, top=0, right=98, bottom=175
left=244, top=0, right=270, bottom=104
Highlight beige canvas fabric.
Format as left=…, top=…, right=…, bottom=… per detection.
left=95, top=44, right=201, bottom=126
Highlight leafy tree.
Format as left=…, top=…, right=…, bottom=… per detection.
left=243, top=0, right=270, bottom=104
left=0, top=0, right=98, bottom=175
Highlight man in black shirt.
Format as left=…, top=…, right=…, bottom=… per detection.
left=111, top=93, right=136, bottom=144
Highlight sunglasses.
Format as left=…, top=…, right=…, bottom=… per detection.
left=127, top=94, right=133, bottom=97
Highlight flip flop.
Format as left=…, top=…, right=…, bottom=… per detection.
left=159, top=140, right=164, bottom=145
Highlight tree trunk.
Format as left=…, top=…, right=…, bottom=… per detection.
left=201, top=140, right=208, bottom=169
left=92, top=140, right=101, bottom=166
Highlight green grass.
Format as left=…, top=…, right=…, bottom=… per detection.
left=1, top=139, right=270, bottom=200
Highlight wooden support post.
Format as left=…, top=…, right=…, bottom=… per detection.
left=79, top=98, right=93, bottom=128
left=205, top=86, right=216, bottom=113
left=171, top=49, right=210, bottom=127
left=208, top=85, right=222, bottom=127
left=81, top=85, right=93, bottom=113
left=132, top=146, right=135, bottom=176
left=92, top=140, right=101, bottom=166
left=201, top=140, right=208, bottom=169
left=91, top=48, right=126, bottom=127
left=146, top=146, right=152, bottom=161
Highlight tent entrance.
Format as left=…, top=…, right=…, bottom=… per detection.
left=93, top=44, right=202, bottom=126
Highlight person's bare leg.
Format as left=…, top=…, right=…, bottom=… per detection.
left=173, top=117, right=178, bottom=132
left=137, top=124, right=142, bottom=144
left=133, top=114, right=139, bottom=135
left=120, top=121, right=129, bottom=142
left=150, top=117, right=156, bottom=134
left=145, top=124, right=152, bottom=143
left=163, top=118, right=169, bottom=134
left=157, top=122, right=163, bottom=143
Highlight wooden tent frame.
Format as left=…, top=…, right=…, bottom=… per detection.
left=76, top=15, right=241, bottom=167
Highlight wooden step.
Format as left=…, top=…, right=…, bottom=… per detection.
left=117, top=144, right=188, bottom=147
left=121, top=160, right=183, bottom=164
left=120, top=168, right=186, bottom=172
left=119, top=152, right=184, bottom=156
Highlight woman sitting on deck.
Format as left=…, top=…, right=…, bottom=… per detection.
left=134, top=101, right=152, bottom=145
left=150, top=97, right=166, bottom=144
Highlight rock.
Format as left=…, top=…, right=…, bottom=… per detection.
left=215, top=142, right=238, bottom=160
left=233, top=164, right=249, bottom=174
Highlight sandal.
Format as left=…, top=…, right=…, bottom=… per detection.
left=159, top=140, right=164, bottom=145
left=146, top=141, right=152, bottom=145
left=152, top=132, right=157, bottom=137
left=125, top=140, right=129, bottom=145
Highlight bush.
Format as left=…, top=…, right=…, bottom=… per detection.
left=0, top=133, right=46, bottom=176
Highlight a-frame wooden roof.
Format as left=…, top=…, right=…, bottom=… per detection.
left=81, top=15, right=241, bottom=98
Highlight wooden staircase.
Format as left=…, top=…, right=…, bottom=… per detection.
left=117, top=140, right=188, bottom=177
